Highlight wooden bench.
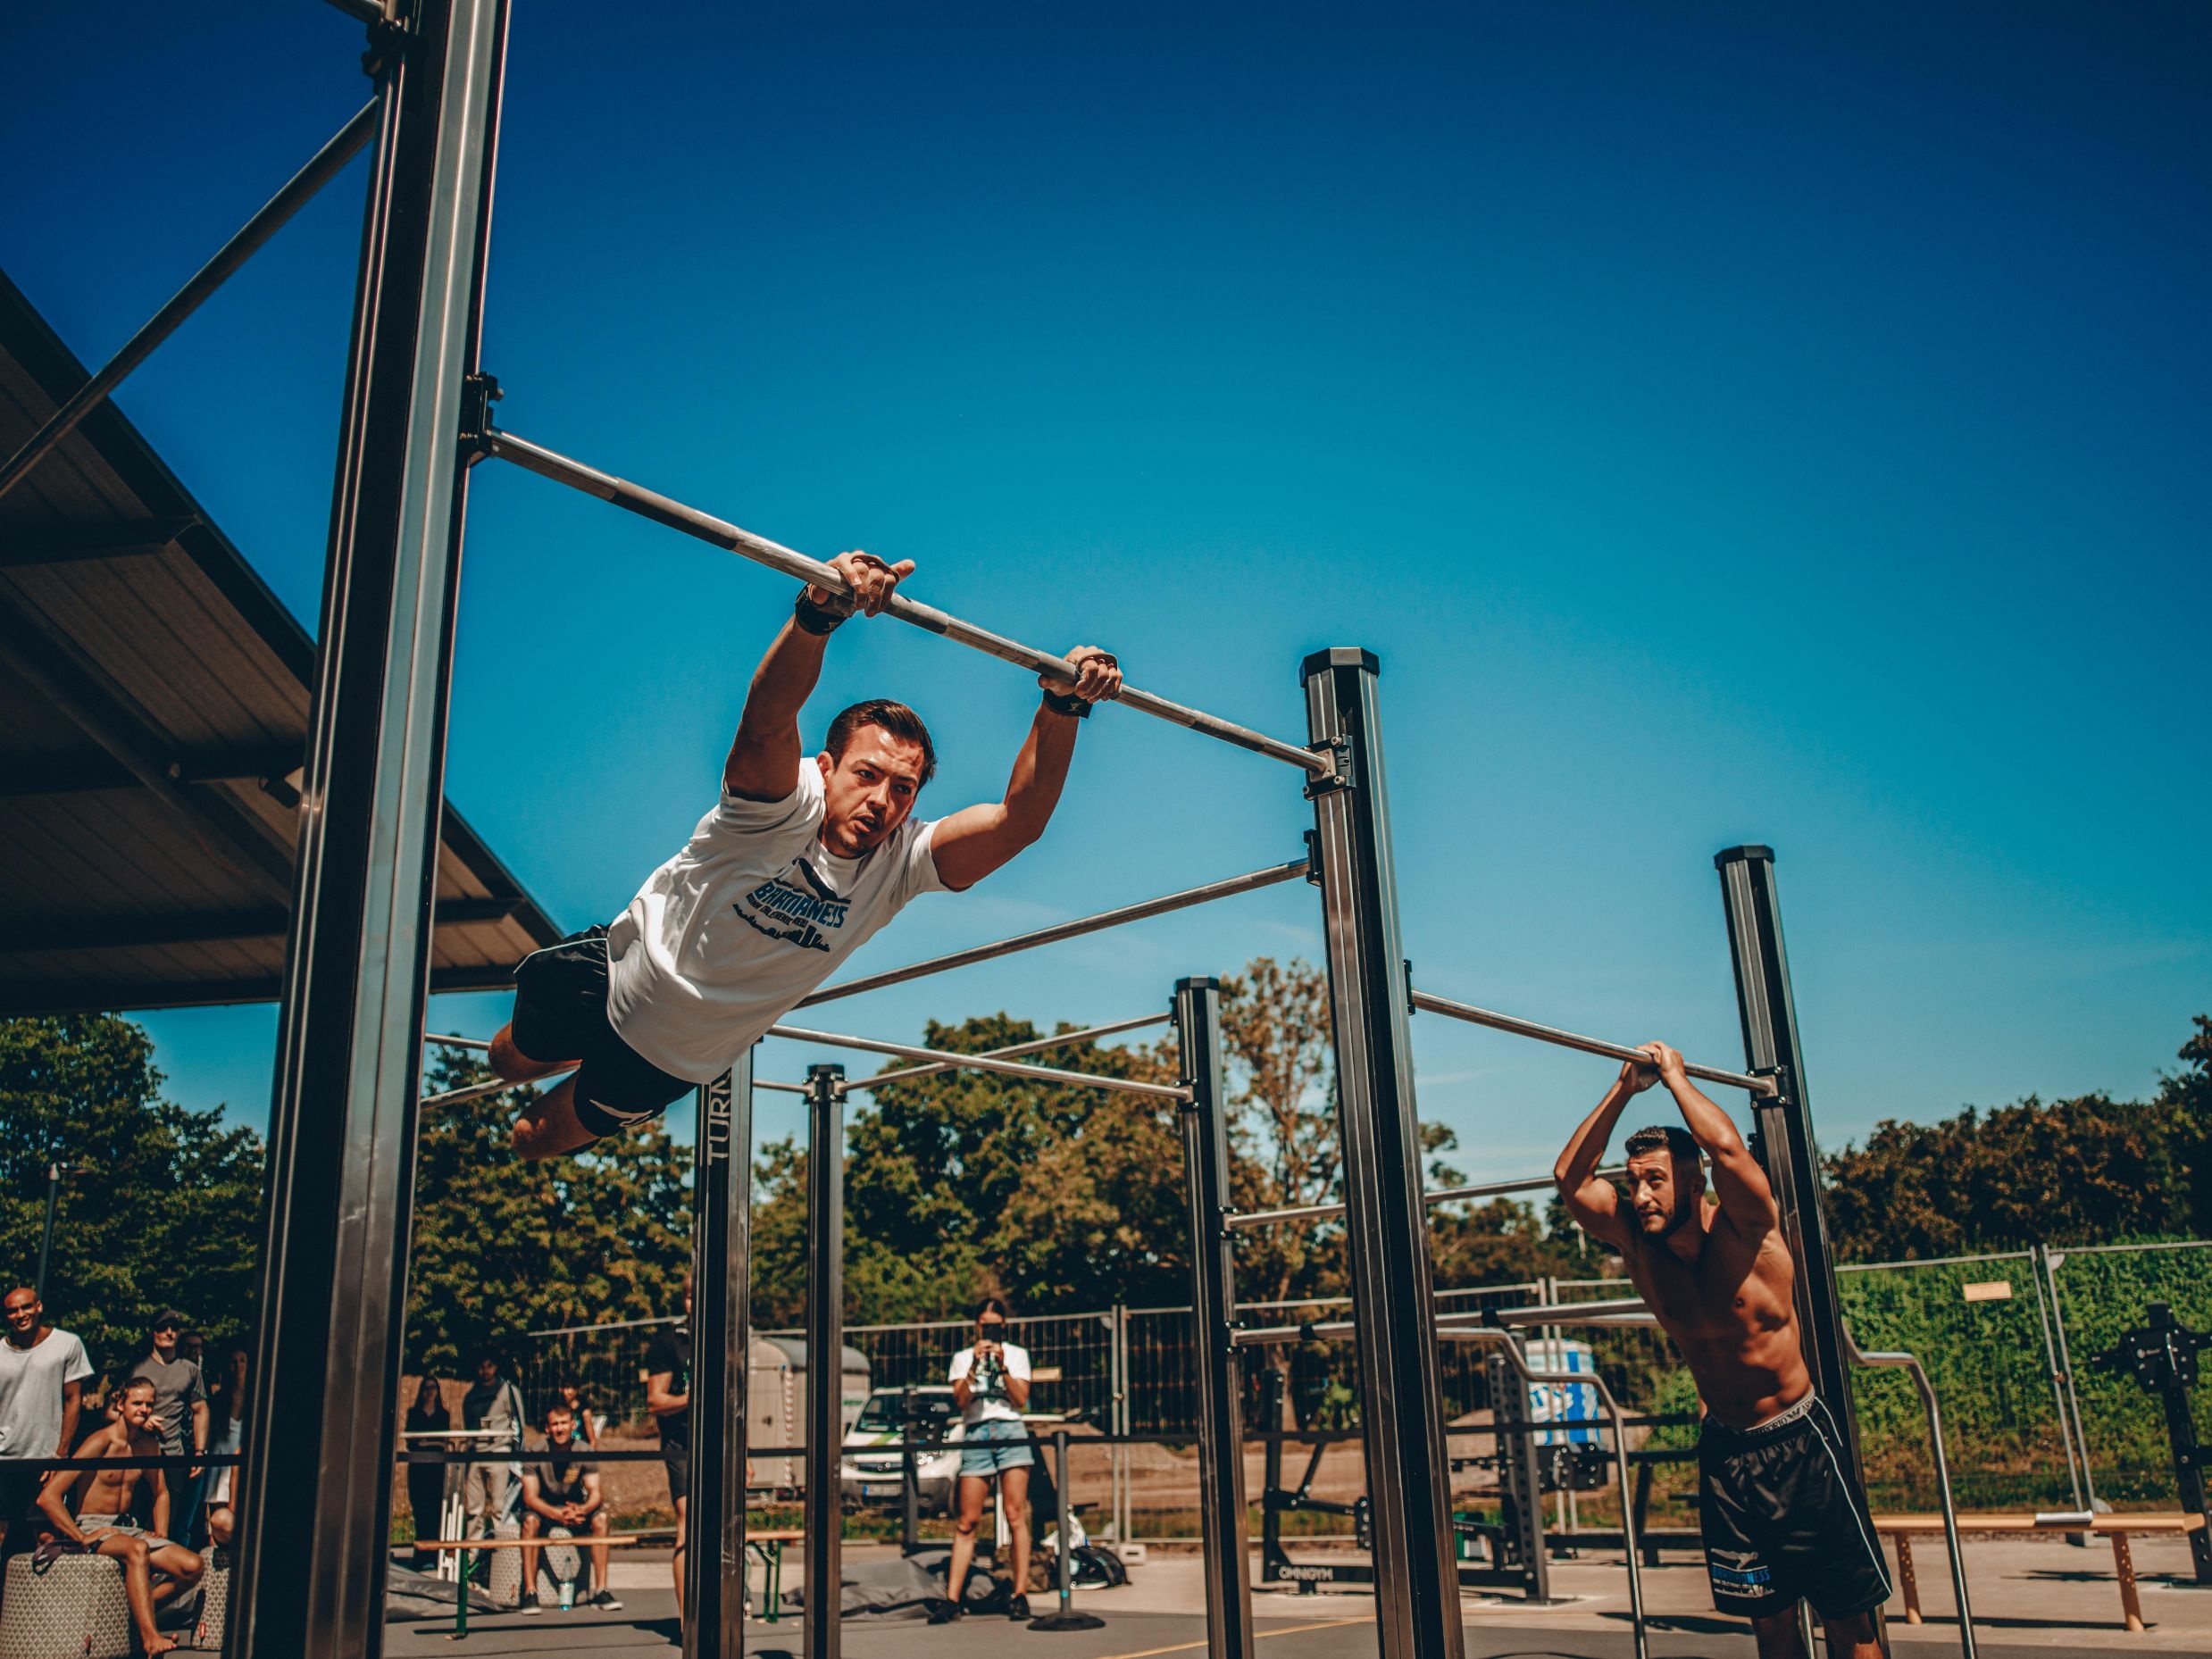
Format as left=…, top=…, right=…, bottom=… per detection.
left=1874, top=1513, right=2207, bottom=1633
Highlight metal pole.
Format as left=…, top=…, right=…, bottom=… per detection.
left=805, top=1063, right=846, bottom=1659
left=480, top=425, right=1331, bottom=779
left=773, top=1024, right=1189, bottom=1100
left=1302, top=647, right=1463, bottom=1659
left=0, top=100, right=382, bottom=505
left=851, top=1013, right=1169, bottom=1090
left=1228, top=1168, right=1627, bottom=1231
left=1846, top=1338, right=1976, bottom=1659
left=798, top=860, right=1309, bottom=1008
left=234, top=5, right=505, bottom=1657
left=34, top=1164, right=61, bottom=1302
left=1408, top=989, right=1776, bottom=1096
left=1173, top=975, right=1255, bottom=1659
left=2026, top=1245, right=2088, bottom=1512
left=685, top=1055, right=753, bottom=1659
left=2041, top=1251, right=2099, bottom=1509
left=1714, top=850, right=1870, bottom=1481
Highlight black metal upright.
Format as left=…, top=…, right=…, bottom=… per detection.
left=234, top=4, right=507, bottom=1658
left=806, top=1063, right=847, bottom=1659
left=687, top=1054, right=755, bottom=1659
left=1715, top=847, right=1867, bottom=1478
left=1173, top=975, right=1256, bottom=1659
left=1301, top=648, right=1464, bottom=1659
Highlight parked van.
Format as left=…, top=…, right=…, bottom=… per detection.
left=839, top=1385, right=963, bottom=1515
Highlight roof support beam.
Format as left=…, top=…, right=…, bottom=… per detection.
left=0, top=516, right=200, bottom=569
left=0, top=962, right=531, bottom=1020
left=0, top=746, right=303, bottom=799
left=4, top=897, right=520, bottom=955
left=0, top=604, right=295, bottom=902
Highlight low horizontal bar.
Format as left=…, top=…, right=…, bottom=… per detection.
left=856, top=1012, right=1168, bottom=1089
left=770, top=1021, right=1189, bottom=1100
left=800, top=857, right=1310, bottom=1006
left=424, top=1032, right=490, bottom=1052
left=1226, top=1167, right=1624, bottom=1231
left=420, top=1070, right=572, bottom=1111
left=1474, top=1297, right=1657, bottom=1329
left=1410, top=988, right=1777, bottom=1096
left=0, top=99, right=381, bottom=504
left=484, top=425, right=1331, bottom=777
left=753, top=1078, right=814, bottom=1095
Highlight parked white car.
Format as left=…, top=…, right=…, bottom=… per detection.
left=839, top=1385, right=964, bottom=1515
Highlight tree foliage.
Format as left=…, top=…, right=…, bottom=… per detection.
left=0, top=1015, right=264, bottom=1376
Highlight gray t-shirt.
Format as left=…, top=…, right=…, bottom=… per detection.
left=126, top=1353, right=207, bottom=1455
left=0, top=1329, right=94, bottom=1460
left=527, top=1449, right=597, bottom=1507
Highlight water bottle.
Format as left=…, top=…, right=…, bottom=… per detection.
left=559, top=1578, right=574, bottom=1612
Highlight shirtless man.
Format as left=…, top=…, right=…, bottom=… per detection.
left=1555, top=1044, right=1888, bottom=1659
left=35, top=1379, right=204, bottom=1657
left=491, top=551, right=1123, bottom=1160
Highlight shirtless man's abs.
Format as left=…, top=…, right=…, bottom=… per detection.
left=1556, top=1044, right=1888, bottom=1659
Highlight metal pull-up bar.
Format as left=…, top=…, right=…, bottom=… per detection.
left=1410, top=987, right=1778, bottom=1096
left=0, top=100, right=382, bottom=505
left=767, top=1021, right=1189, bottom=1100
left=480, top=425, right=1332, bottom=779
left=845, top=1012, right=1168, bottom=1091
left=798, top=856, right=1310, bottom=1006
left=1225, top=1167, right=1625, bottom=1232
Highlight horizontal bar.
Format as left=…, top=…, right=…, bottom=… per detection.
left=1410, top=988, right=1778, bottom=1096
left=752, top=1077, right=814, bottom=1095
left=0, top=100, right=381, bottom=505
left=767, top=1022, right=1189, bottom=1100
left=799, top=857, right=1310, bottom=1006
left=321, top=0, right=388, bottom=22
left=420, top=1070, right=572, bottom=1110
left=855, top=1012, right=1168, bottom=1089
left=483, top=426, right=1331, bottom=778
left=423, top=1031, right=490, bottom=1052
left=1225, top=1167, right=1625, bottom=1231
left=1476, top=1297, right=1657, bottom=1329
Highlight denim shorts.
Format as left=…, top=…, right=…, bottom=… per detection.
left=958, top=1417, right=1034, bottom=1478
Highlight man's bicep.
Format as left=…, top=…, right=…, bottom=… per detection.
left=1712, top=1149, right=1780, bottom=1230
left=723, top=717, right=804, bottom=801
left=927, top=804, right=1026, bottom=892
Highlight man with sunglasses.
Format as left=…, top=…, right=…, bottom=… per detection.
left=940, top=1296, right=1034, bottom=1621
left=127, top=1311, right=209, bottom=1547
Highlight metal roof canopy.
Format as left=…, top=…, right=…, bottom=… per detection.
left=0, top=266, right=560, bottom=1016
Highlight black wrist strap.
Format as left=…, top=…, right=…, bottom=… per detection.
left=1041, top=688, right=1091, bottom=719
left=793, top=591, right=850, bottom=636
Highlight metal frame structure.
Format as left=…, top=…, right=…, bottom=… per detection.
left=46, top=12, right=1871, bottom=1659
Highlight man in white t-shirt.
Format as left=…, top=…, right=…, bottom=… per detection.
left=0, top=1286, right=94, bottom=1555
left=490, top=551, right=1123, bottom=1159
left=940, top=1296, right=1035, bottom=1621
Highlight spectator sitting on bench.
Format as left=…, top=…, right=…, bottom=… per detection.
left=517, top=1403, right=620, bottom=1615
left=35, top=1379, right=204, bottom=1658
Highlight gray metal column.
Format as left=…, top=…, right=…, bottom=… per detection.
left=1715, top=847, right=1867, bottom=1477
left=1301, top=648, right=1465, bottom=1659
left=1173, top=975, right=1256, bottom=1659
left=686, top=1053, right=755, bottom=1659
left=233, top=4, right=507, bottom=1657
left=806, top=1063, right=846, bottom=1659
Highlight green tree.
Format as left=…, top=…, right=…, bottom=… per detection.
left=404, top=1052, right=691, bottom=1372
left=0, top=1015, right=264, bottom=1375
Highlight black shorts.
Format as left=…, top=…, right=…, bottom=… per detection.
left=662, top=1438, right=689, bottom=1505
left=510, top=927, right=695, bottom=1141
left=1699, top=1394, right=1891, bottom=1621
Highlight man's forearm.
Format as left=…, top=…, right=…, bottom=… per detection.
left=725, top=621, right=830, bottom=792
left=56, top=1389, right=79, bottom=1458
left=191, top=1401, right=208, bottom=1453
left=998, top=706, right=1081, bottom=841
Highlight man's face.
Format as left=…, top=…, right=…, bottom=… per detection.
left=816, top=727, right=926, bottom=858
left=152, top=1321, right=179, bottom=1357
left=547, top=1409, right=575, bottom=1447
left=2, top=1291, right=38, bottom=1341
left=120, top=1386, right=155, bottom=1431
left=180, top=1334, right=204, bottom=1364
left=1625, top=1152, right=1699, bottom=1238
left=476, top=1358, right=498, bottom=1386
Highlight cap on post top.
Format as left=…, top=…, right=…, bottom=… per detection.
left=1175, top=975, right=1223, bottom=994
left=1300, top=646, right=1381, bottom=682
left=1715, top=845, right=1775, bottom=869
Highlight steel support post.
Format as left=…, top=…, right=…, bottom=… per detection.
left=1174, top=976, right=1256, bottom=1659
left=233, top=4, right=506, bottom=1657
left=806, top=1064, right=847, bottom=1659
left=1715, top=846, right=1887, bottom=1655
left=1302, top=648, right=1465, bottom=1659
left=686, top=1055, right=754, bottom=1659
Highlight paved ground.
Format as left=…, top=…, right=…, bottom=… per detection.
left=382, top=1532, right=2212, bottom=1657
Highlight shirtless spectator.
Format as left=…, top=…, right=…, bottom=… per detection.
left=517, top=1404, right=621, bottom=1614
left=35, top=1379, right=204, bottom=1657
left=1556, top=1044, right=1888, bottom=1659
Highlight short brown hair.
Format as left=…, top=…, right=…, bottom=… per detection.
left=1624, top=1124, right=1700, bottom=1165
left=826, top=699, right=937, bottom=787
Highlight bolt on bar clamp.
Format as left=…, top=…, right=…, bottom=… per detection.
left=458, top=372, right=503, bottom=463
left=1302, top=734, right=1353, bottom=799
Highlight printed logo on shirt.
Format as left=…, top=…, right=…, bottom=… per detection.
left=733, top=857, right=854, bottom=954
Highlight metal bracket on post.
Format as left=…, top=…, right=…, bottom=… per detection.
left=361, top=13, right=416, bottom=79
left=458, top=371, right=501, bottom=463
left=1302, top=735, right=1353, bottom=800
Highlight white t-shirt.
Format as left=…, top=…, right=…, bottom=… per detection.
left=0, top=1328, right=94, bottom=1460
left=947, top=1341, right=1031, bottom=1427
left=604, top=763, right=946, bottom=1082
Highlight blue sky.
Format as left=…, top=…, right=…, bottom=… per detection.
left=4, top=3, right=2206, bottom=1181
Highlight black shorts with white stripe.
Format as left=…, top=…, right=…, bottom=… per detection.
left=509, top=927, right=696, bottom=1140
left=1697, top=1393, right=1891, bottom=1622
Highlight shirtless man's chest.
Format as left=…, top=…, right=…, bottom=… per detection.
left=1625, top=1208, right=1810, bottom=1428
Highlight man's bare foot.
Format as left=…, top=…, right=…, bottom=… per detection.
left=143, top=1635, right=180, bottom=1656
